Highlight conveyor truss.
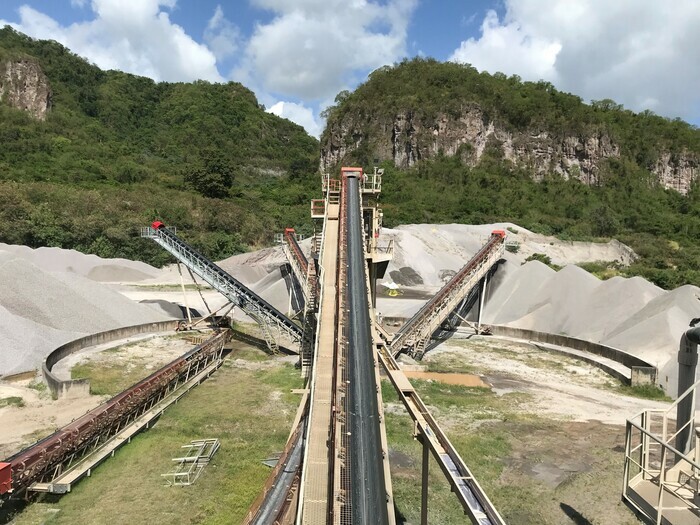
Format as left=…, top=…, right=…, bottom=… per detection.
left=390, top=232, right=505, bottom=359
left=142, top=223, right=302, bottom=354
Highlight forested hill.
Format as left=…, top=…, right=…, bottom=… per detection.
left=0, top=27, right=318, bottom=266
left=322, top=58, right=699, bottom=192
left=321, top=58, right=700, bottom=289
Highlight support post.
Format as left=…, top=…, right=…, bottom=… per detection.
left=421, top=436, right=429, bottom=525
left=476, top=275, right=488, bottom=334
left=177, top=263, right=192, bottom=327
left=676, top=327, right=700, bottom=456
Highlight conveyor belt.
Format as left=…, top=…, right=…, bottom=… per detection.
left=344, top=175, right=391, bottom=525
left=143, top=223, right=302, bottom=351
left=390, top=233, right=504, bottom=359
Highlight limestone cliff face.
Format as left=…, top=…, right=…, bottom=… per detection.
left=321, top=105, right=699, bottom=194
left=0, top=59, right=51, bottom=120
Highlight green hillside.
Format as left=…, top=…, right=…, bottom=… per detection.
left=322, top=58, right=700, bottom=289
left=3, top=30, right=700, bottom=289
left=0, top=27, right=318, bottom=266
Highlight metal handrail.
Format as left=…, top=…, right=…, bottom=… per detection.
left=623, top=378, right=700, bottom=524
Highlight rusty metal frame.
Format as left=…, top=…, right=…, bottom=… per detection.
left=2, top=331, right=229, bottom=499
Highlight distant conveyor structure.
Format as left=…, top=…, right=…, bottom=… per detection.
left=142, top=223, right=302, bottom=353
left=282, top=228, right=319, bottom=374
left=390, top=232, right=505, bottom=359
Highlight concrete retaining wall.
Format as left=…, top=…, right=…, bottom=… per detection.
left=43, top=320, right=179, bottom=399
left=488, top=325, right=657, bottom=386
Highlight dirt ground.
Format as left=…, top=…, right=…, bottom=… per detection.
left=431, top=334, right=670, bottom=423
left=403, top=370, right=488, bottom=387
left=0, top=380, right=101, bottom=460
left=0, top=334, right=195, bottom=460
left=397, top=335, right=670, bottom=524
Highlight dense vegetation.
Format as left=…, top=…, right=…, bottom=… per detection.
left=3, top=32, right=700, bottom=289
left=0, top=27, right=318, bottom=266
left=323, top=58, right=700, bottom=162
left=323, top=59, right=700, bottom=289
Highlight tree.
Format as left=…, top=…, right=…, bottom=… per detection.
left=185, top=154, right=234, bottom=199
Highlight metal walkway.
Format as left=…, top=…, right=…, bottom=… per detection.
left=390, top=232, right=505, bottom=359
left=297, top=168, right=394, bottom=525
left=299, top=196, right=340, bottom=524
left=142, top=223, right=302, bottom=353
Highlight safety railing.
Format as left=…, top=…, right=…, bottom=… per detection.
left=623, top=378, right=700, bottom=523
left=311, top=199, right=326, bottom=218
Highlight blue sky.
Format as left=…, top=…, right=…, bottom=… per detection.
left=1, top=1, right=698, bottom=136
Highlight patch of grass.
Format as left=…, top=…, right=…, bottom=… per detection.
left=578, top=260, right=625, bottom=280
left=231, top=347, right=269, bottom=362
left=71, top=361, right=145, bottom=396
left=70, top=334, right=195, bottom=395
left=0, top=396, right=25, bottom=408
left=618, top=383, right=672, bottom=401
left=425, top=359, right=476, bottom=375
left=524, top=252, right=562, bottom=271
left=27, top=380, right=47, bottom=392
left=12, top=356, right=302, bottom=525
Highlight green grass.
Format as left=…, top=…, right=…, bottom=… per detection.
left=618, top=383, right=672, bottom=401
left=11, top=350, right=302, bottom=525
left=70, top=334, right=194, bottom=395
left=383, top=375, right=639, bottom=524
left=71, top=361, right=147, bottom=396
left=0, top=396, right=25, bottom=408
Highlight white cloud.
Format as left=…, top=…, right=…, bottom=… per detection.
left=239, top=0, right=418, bottom=101
left=0, top=0, right=223, bottom=82
left=450, top=0, right=700, bottom=121
left=203, top=5, right=240, bottom=61
left=267, top=101, right=323, bottom=138
left=451, top=10, right=561, bottom=83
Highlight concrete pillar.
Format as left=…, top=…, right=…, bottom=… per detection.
left=676, top=328, right=700, bottom=455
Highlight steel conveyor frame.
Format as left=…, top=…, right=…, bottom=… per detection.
left=142, top=224, right=302, bottom=352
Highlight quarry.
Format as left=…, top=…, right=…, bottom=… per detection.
left=2, top=217, right=698, bottom=524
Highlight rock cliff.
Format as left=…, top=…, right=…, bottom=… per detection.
left=322, top=104, right=699, bottom=193
left=0, top=59, right=51, bottom=120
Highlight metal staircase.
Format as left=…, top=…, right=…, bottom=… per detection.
left=390, top=232, right=505, bottom=359
left=142, top=223, right=302, bottom=352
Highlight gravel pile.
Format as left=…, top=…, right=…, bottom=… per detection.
left=0, top=243, right=160, bottom=282
left=0, top=247, right=176, bottom=375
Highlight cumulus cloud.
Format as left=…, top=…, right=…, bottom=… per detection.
left=267, top=101, right=323, bottom=138
left=450, top=0, right=700, bottom=121
left=0, top=0, right=223, bottom=82
left=203, top=5, right=240, bottom=61
left=239, top=0, right=418, bottom=101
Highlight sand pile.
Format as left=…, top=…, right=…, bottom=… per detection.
left=473, top=260, right=700, bottom=394
left=379, top=223, right=636, bottom=291
left=0, top=247, right=177, bottom=376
